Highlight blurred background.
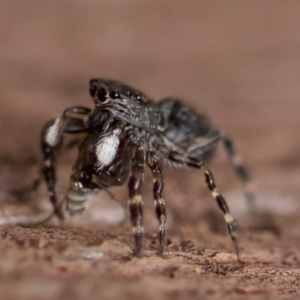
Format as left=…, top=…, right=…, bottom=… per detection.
left=1, top=1, right=300, bottom=299
left=0, top=0, right=300, bottom=230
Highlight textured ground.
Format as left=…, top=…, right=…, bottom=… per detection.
left=1, top=1, right=300, bottom=299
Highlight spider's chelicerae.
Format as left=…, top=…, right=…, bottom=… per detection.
left=41, top=79, right=251, bottom=256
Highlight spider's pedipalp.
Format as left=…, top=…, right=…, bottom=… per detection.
left=40, top=106, right=91, bottom=221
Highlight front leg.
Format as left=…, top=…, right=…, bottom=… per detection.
left=147, top=152, right=166, bottom=256
left=128, top=149, right=146, bottom=257
left=41, top=106, right=91, bottom=221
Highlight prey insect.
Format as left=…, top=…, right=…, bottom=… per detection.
left=41, top=79, right=251, bottom=256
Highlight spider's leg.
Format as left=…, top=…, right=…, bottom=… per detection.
left=221, top=132, right=255, bottom=209
left=201, top=164, right=239, bottom=256
left=41, top=106, right=91, bottom=222
left=147, top=152, right=166, bottom=256
left=128, top=149, right=145, bottom=257
left=168, top=152, right=239, bottom=258
left=221, top=134, right=250, bottom=181
left=65, top=186, right=97, bottom=216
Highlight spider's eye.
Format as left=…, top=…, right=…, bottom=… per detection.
left=109, top=90, right=120, bottom=99
left=136, top=93, right=142, bottom=101
left=126, top=90, right=132, bottom=97
left=89, top=83, right=97, bottom=98
left=96, top=88, right=108, bottom=102
left=80, top=171, right=90, bottom=180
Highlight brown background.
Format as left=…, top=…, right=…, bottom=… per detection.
left=1, top=1, right=300, bottom=299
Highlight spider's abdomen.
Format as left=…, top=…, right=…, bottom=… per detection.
left=157, top=98, right=220, bottom=160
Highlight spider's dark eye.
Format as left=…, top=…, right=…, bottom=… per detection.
left=126, top=90, right=132, bottom=97
left=109, top=90, right=120, bottom=99
left=89, top=83, right=97, bottom=98
left=96, top=88, right=108, bottom=102
left=136, top=93, right=142, bottom=101
left=80, top=171, right=90, bottom=180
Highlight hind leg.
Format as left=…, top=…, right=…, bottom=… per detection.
left=220, top=132, right=255, bottom=210
left=188, top=131, right=255, bottom=210
left=168, top=152, right=239, bottom=257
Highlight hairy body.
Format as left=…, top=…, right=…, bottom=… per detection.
left=41, top=79, right=251, bottom=256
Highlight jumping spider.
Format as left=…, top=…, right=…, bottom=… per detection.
left=41, top=79, right=251, bottom=256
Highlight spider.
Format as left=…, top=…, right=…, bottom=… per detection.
left=41, top=79, right=252, bottom=256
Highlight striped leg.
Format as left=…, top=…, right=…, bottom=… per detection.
left=41, top=106, right=91, bottom=221
left=201, top=164, right=239, bottom=255
left=41, top=140, right=64, bottom=221
left=65, top=187, right=97, bottom=215
left=147, top=153, right=166, bottom=256
left=168, top=152, right=239, bottom=256
left=221, top=133, right=255, bottom=210
left=128, top=150, right=145, bottom=256
left=221, top=134, right=250, bottom=182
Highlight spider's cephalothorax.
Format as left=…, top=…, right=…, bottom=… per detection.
left=41, top=78, right=251, bottom=256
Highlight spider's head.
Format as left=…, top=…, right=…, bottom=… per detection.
left=89, top=78, right=149, bottom=107
left=89, top=78, right=153, bottom=128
